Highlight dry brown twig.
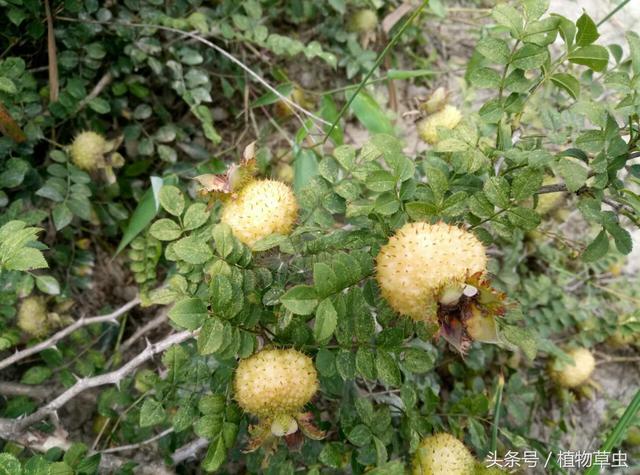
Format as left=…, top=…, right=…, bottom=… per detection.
left=75, top=72, right=113, bottom=113
left=0, top=329, right=192, bottom=437
left=55, top=17, right=330, bottom=129
left=0, top=297, right=140, bottom=372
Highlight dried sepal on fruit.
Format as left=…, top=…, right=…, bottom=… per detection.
left=412, top=433, right=475, bottom=475
left=233, top=348, right=324, bottom=452
left=550, top=347, right=596, bottom=388
left=194, top=141, right=258, bottom=205
left=376, top=222, right=506, bottom=353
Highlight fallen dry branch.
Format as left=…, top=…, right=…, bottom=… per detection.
left=0, top=298, right=140, bottom=372
left=10, top=427, right=174, bottom=474
left=171, top=437, right=209, bottom=465
left=101, top=427, right=174, bottom=454
left=0, top=381, right=51, bottom=400
left=0, top=329, right=192, bottom=437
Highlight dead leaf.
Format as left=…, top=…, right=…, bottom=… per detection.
left=382, top=1, right=414, bottom=34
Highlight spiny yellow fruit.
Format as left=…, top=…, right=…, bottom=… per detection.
left=550, top=347, right=595, bottom=388
left=221, top=179, right=298, bottom=247
left=412, top=433, right=475, bottom=475
left=417, top=105, right=462, bottom=144
left=17, top=296, right=49, bottom=338
left=233, top=348, right=318, bottom=418
left=69, top=131, right=107, bottom=170
left=376, top=222, right=487, bottom=321
left=349, top=9, right=378, bottom=33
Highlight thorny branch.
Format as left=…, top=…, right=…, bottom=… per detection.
left=0, top=298, right=140, bottom=372
left=101, top=428, right=174, bottom=454
left=0, top=329, right=193, bottom=437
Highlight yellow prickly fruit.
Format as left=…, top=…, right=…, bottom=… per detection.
left=376, top=222, right=487, bottom=321
left=17, top=296, right=49, bottom=338
left=69, top=131, right=107, bottom=170
left=233, top=348, right=318, bottom=418
left=550, top=347, right=596, bottom=388
left=349, top=9, right=378, bottom=33
left=417, top=105, right=462, bottom=144
left=412, top=433, right=475, bottom=475
left=221, top=179, right=298, bottom=247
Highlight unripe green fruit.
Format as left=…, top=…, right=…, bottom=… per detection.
left=376, top=222, right=487, bottom=321
left=70, top=131, right=107, bottom=170
left=17, top=297, right=49, bottom=338
left=412, top=433, right=475, bottom=475
left=349, top=9, right=378, bottom=33
left=550, top=347, right=595, bottom=388
left=417, top=105, right=462, bottom=144
left=233, top=348, right=318, bottom=418
left=221, top=179, right=298, bottom=247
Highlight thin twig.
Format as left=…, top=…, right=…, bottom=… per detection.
left=0, top=381, right=50, bottom=400
left=101, top=428, right=174, bottom=454
left=44, top=0, right=59, bottom=102
left=119, top=309, right=168, bottom=353
left=0, top=329, right=192, bottom=436
left=9, top=427, right=173, bottom=474
left=76, top=72, right=113, bottom=113
left=323, top=0, right=430, bottom=143
left=55, top=17, right=329, bottom=127
left=0, top=298, right=140, bottom=372
left=171, top=437, right=209, bottom=464
left=597, top=0, right=631, bottom=26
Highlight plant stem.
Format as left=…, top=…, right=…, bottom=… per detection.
left=597, top=0, right=631, bottom=26
left=584, top=389, right=640, bottom=475
left=322, top=0, right=430, bottom=144
left=489, top=373, right=504, bottom=453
